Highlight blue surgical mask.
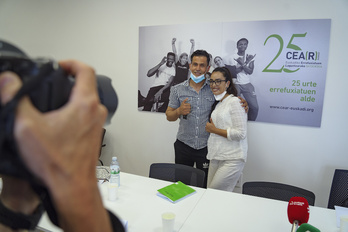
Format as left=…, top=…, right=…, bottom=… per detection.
left=190, top=73, right=205, bottom=83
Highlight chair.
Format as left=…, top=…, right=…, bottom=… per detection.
left=242, top=181, right=316, bottom=206
left=149, top=163, right=205, bottom=188
left=98, top=128, right=106, bottom=166
left=327, top=169, right=348, bottom=209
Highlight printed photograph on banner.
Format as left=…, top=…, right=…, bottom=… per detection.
left=138, top=19, right=331, bottom=127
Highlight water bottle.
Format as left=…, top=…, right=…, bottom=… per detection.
left=109, top=156, right=120, bottom=187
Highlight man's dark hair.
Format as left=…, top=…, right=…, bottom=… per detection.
left=190, top=50, right=210, bottom=65
left=237, top=38, right=249, bottom=46
left=167, top=52, right=176, bottom=58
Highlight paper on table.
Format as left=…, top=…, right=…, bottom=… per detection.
left=335, top=206, right=348, bottom=227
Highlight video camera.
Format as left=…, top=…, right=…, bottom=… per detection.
left=0, top=39, right=118, bottom=184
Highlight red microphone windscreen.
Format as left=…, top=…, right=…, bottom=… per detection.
left=287, top=197, right=310, bottom=225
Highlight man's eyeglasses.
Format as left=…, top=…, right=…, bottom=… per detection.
left=208, top=79, right=227, bottom=86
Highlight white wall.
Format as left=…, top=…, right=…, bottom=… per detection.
left=1, top=0, right=347, bottom=208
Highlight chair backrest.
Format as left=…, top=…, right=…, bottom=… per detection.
left=242, top=181, right=316, bottom=206
left=149, top=163, right=205, bottom=188
left=328, top=169, right=348, bottom=209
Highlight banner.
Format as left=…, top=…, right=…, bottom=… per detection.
left=138, top=19, right=331, bottom=127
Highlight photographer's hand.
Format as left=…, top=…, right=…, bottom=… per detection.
left=0, top=73, right=41, bottom=232
left=0, top=60, right=113, bottom=232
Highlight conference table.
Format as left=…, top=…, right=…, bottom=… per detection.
left=179, top=188, right=338, bottom=232
left=38, top=171, right=206, bottom=232
left=37, top=172, right=339, bottom=232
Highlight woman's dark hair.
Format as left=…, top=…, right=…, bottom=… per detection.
left=211, top=67, right=238, bottom=96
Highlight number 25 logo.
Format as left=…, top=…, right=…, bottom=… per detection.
left=263, top=32, right=307, bottom=73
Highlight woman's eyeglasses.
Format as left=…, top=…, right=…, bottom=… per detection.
left=208, top=79, right=227, bottom=86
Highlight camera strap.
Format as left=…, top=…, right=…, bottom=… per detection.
left=0, top=198, right=44, bottom=230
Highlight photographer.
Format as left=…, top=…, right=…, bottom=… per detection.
left=0, top=60, right=124, bottom=231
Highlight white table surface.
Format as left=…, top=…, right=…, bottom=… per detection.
left=100, top=172, right=206, bottom=232
left=38, top=172, right=339, bottom=232
left=179, top=188, right=338, bottom=232
left=38, top=172, right=206, bottom=232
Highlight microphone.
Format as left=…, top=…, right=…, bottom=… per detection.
left=296, top=223, right=320, bottom=232
left=287, top=197, right=310, bottom=232
left=183, top=115, right=187, bottom=119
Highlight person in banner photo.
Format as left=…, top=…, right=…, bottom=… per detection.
left=214, top=56, right=237, bottom=82
left=143, top=52, right=176, bottom=112
left=231, top=38, right=259, bottom=121
left=166, top=50, right=248, bottom=188
left=205, top=67, right=248, bottom=192
left=171, top=38, right=195, bottom=86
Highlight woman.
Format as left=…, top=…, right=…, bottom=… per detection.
left=171, top=38, right=195, bottom=85
left=205, top=67, right=248, bottom=192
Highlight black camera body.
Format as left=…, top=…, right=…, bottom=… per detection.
left=0, top=58, right=74, bottom=182
left=0, top=40, right=118, bottom=184
left=1, top=57, right=75, bottom=110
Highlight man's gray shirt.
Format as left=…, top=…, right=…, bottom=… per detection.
left=168, top=79, right=215, bottom=150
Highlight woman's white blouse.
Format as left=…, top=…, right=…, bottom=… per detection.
left=207, top=95, right=248, bottom=161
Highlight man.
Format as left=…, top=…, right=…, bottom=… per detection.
left=231, top=38, right=259, bottom=121
left=166, top=50, right=248, bottom=187
left=143, top=52, right=176, bottom=112
left=214, top=56, right=237, bottom=81
left=0, top=60, right=124, bottom=232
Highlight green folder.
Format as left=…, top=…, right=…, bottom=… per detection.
left=157, top=181, right=196, bottom=203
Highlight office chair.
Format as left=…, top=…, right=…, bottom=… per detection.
left=242, top=181, right=316, bottom=206
left=327, top=169, right=348, bottom=209
left=149, top=163, right=205, bottom=188
left=98, top=128, right=106, bottom=166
